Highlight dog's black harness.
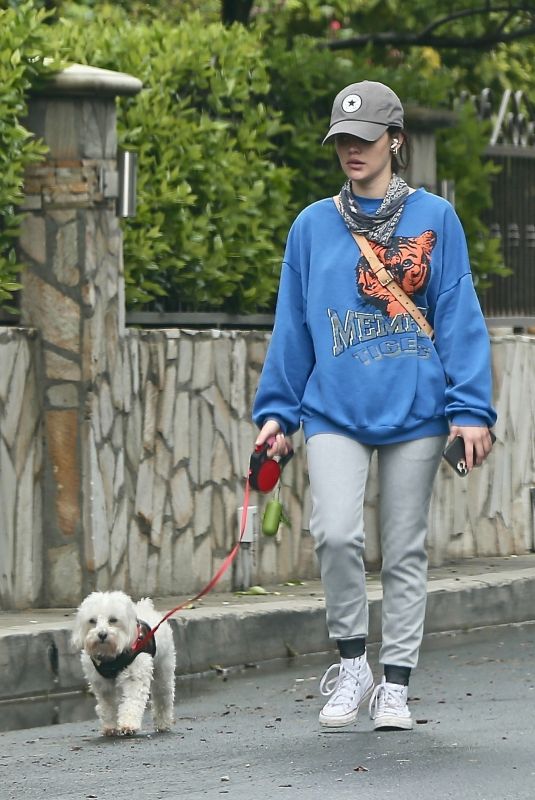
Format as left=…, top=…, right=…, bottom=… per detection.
left=91, top=620, right=156, bottom=680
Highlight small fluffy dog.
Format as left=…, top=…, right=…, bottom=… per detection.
left=72, top=591, right=176, bottom=736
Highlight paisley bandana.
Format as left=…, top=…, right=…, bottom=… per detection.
left=337, top=174, right=409, bottom=245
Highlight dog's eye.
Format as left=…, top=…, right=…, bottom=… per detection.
left=89, top=618, right=96, bottom=624
left=108, top=616, right=118, bottom=624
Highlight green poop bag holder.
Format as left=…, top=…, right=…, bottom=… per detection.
left=262, top=485, right=292, bottom=537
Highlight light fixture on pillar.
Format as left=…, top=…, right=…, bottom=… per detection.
left=117, top=148, right=137, bottom=218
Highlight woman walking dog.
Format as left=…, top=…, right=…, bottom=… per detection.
left=252, top=80, right=496, bottom=731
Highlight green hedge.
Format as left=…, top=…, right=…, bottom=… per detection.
left=53, top=10, right=293, bottom=311
left=437, top=102, right=509, bottom=289
left=0, top=2, right=506, bottom=313
left=0, top=2, right=54, bottom=308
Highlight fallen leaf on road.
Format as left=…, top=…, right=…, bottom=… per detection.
left=354, top=765, right=369, bottom=772
left=234, top=585, right=269, bottom=596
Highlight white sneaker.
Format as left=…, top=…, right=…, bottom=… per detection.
left=369, top=677, right=413, bottom=730
left=319, top=654, right=374, bottom=728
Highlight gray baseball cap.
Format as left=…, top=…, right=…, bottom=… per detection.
left=322, top=80, right=404, bottom=144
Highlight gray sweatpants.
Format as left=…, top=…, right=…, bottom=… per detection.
left=306, top=433, right=446, bottom=668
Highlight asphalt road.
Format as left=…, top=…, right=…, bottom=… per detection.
left=2, top=622, right=535, bottom=800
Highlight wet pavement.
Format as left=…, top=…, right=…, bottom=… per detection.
left=2, top=622, right=535, bottom=799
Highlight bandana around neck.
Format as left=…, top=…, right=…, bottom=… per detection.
left=337, top=174, right=409, bottom=245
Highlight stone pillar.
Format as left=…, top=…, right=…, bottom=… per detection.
left=19, top=65, right=142, bottom=606
left=403, top=107, right=457, bottom=192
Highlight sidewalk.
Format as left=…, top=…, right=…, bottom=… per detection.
left=1, top=553, right=535, bottom=703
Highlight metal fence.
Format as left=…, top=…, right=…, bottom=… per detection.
left=466, top=88, right=535, bottom=322
left=481, top=149, right=535, bottom=318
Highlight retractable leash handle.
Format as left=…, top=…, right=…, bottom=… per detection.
left=248, top=441, right=294, bottom=493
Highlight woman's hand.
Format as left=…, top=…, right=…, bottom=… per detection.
left=255, top=420, right=293, bottom=459
left=447, top=425, right=494, bottom=471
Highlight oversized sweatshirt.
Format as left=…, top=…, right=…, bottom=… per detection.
left=252, top=188, right=497, bottom=445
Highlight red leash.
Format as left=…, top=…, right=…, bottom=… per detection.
left=132, top=477, right=252, bottom=654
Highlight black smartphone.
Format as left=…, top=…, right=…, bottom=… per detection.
left=442, top=431, right=496, bottom=477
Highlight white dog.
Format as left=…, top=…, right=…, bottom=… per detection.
left=72, top=591, right=176, bottom=736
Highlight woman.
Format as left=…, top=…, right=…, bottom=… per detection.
left=252, top=80, right=496, bottom=731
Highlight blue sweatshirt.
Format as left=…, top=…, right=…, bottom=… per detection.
left=253, top=188, right=497, bottom=445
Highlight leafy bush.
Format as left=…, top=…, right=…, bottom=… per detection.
left=0, top=1, right=53, bottom=307
left=52, top=10, right=293, bottom=311
left=437, top=102, right=508, bottom=288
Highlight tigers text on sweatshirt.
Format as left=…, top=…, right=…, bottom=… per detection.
left=252, top=188, right=497, bottom=446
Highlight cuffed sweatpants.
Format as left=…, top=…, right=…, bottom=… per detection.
left=306, top=433, right=445, bottom=668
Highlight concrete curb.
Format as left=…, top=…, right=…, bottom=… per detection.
left=1, top=557, right=535, bottom=704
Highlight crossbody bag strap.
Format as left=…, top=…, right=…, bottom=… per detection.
left=333, top=195, right=434, bottom=339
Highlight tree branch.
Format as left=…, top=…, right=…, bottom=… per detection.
left=420, top=4, right=535, bottom=36
left=324, top=23, right=535, bottom=51
left=495, top=11, right=516, bottom=33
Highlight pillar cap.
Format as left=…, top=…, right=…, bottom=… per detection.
left=35, top=63, right=143, bottom=97
left=404, top=105, right=457, bottom=130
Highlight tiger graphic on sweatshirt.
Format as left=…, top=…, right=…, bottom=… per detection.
left=357, top=230, right=436, bottom=319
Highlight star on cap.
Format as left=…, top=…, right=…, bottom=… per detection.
left=342, top=94, right=362, bottom=113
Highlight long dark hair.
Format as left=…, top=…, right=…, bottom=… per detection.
left=389, top=126, right=410, bottom=173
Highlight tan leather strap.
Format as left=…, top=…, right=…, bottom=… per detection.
left=333, top=195, right=434, bottom=339
left=354, top=233, right=434, bottom=338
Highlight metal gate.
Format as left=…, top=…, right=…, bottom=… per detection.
left=469, top=89, right=535, bottom=320
left=484, top=151, right=535, bottom=317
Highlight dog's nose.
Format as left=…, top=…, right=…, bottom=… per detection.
left=98, top=631, right=108, bottom=642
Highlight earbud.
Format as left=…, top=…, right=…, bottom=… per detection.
left=390, top=138, right=400, bottom=153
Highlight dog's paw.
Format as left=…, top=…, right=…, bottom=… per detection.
left=102, top=727, right=118, bottom=737
left=154, top=720, right=174, bottom=733
left=117, top=725, right=140, bottom=736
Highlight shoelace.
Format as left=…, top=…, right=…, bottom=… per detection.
left=369, top=680, right=406, bottom=719
left=319, top=662, right=362, bottom=701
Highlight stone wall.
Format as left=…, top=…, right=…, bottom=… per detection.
left=0, top=328, right=43, bottom=608
left=1, top=328, right=534, bottom=609
left=427, top=334, right=535, bottom=563
left=119, top=330, right=535, bottom=590
left=104, top=328, right=316, bottom=598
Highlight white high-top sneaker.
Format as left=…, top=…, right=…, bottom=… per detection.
left=369, top=676, right=413, bottom=730
left=319, top=653, right=374, bottom=727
